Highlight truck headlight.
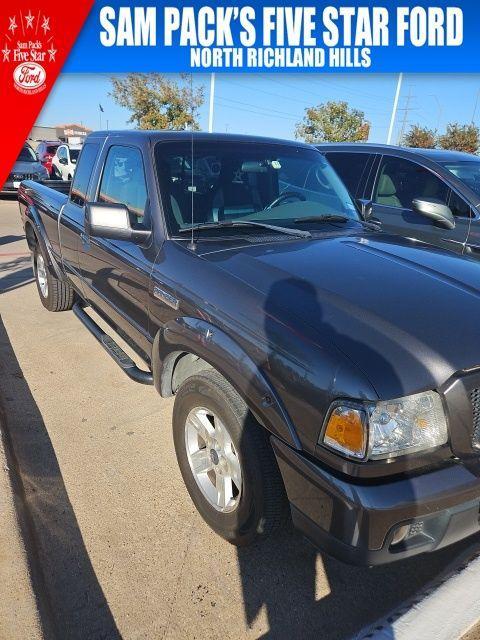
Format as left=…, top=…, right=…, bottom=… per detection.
left=322, top=391, right=448, bottom=461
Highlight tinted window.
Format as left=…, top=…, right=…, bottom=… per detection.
left=70, top=149, right=80, bottom=163
left=98, top=146, right=148, bottom=227
left=58, top=147, right=67, bottom=160
left=326, top=152, right=371, bottom=197
left=46, top=145, right=59, bottom=154
left=155, top=141, right=358, bottom=235
left=449, top=190, right=472, bottom=218
left=17, top=145, right=36, bottom=162
left=70, top=143, right=99, bottom=207
left=374, top=157, right=449, bottom=209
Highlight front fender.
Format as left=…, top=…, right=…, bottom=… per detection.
left=152, top=317, right=302, bottom=450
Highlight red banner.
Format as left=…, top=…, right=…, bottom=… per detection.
left=1, top=0, right=94, bottom=187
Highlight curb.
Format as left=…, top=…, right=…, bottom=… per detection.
left=0, top=402, right=53, bottom=640
left=0, top=432, right=42, bottom=639
left=353, top=543, right=480, bottom=640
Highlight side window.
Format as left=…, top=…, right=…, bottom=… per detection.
left=70, top=143, right=100, bottom=207
left=449, top=191, right=472, bottom=218
left=374, top=156, right=449, bottom=210
left=98, top=146, right=148, bottom=228
left=326, top=152, right=371, bottom=198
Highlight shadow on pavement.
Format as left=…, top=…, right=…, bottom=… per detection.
left=0, top=234, right=24, bottom=247
left=0, top=256, right=34, bottom=293
left=0, top=317, right=122, bottom=640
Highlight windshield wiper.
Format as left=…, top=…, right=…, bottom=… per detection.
left=178, top=220, right=311, bottom=238
left=294, top=215, right=349, bottom=224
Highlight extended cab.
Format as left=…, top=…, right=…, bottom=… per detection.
left=18, top=131, right=480, bottom=564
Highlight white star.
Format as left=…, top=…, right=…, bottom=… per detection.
left=8, top=16, right=17, bottom=33
left=47, top=44, right=56, bottom=61
left=2, top=44, right=10, bottom=61
left=41, top=16, right=50, bottom=34
left=25, top=11, right=34, bottom=28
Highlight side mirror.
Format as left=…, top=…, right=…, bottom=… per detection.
left=357, top=198, right=373, bottom=220
left=59, top=157, right=67, bottom=165
left=412, top=198, right=455, bottom=230
left=85, top=202, right=151, bottom=244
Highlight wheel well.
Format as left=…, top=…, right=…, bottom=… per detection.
left=161, top=350, right=267, bottom=429
left=24, top=222, right=37, bottom=251
left=160, top=351, right=213, bottom=397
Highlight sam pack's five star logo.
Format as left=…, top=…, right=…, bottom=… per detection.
left=25, top=11, right=35, bottom=29
left=41, top=16, right=50, bottom=34
left=2, top=11, right=56, bottom=95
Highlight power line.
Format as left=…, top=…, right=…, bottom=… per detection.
left=216, top=95, right=301, bottom=119
left=215, top=98, right=299, bottom=122
left=397, top=86, right=418, bottom=144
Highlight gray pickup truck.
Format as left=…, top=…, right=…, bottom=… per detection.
left=17, top=130, right=480, bottom=565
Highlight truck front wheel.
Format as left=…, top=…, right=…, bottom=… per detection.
left=34, top=245, right=75, bottom=312
left=173, top=370, right=289, bottom=546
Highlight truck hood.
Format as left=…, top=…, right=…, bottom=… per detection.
left=202, top=233, right=480, bottom=399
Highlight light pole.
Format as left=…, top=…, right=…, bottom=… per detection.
left=208, top=73, right=215, bottom=133
left=387, top=73, right=403, bottom=145
left=472, top=90, right=480, bottom=124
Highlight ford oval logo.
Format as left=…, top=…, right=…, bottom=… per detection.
left=13, top=63, right=46, bottom=94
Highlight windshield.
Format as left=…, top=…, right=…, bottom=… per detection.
left=441, top=160, right=480, bottom=198
left=17, top=145, right=37, bottom=162
left=69, top=149, right=80, bottom=163
left=154, top=141, right=358, bottom=235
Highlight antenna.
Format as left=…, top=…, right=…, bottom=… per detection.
left=188, top=72, right=196, bottom=251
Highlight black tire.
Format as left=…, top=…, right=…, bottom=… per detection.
left=33, top=244, right=75, bottom=312
left=51, top=165, right=61, bottom=179
left=173, top=370, right=289, bottom=546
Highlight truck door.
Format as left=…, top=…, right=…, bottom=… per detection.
left=369, top=155, right=470, bottom=253
left=59, top=142, right=100, bottom=294
left=77, top=142, right=155, bottom=359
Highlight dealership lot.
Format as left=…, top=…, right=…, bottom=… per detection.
left=1, top=196, right=479, bottom=640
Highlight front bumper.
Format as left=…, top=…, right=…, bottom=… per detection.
left=272, top=436, right=480, bottom=565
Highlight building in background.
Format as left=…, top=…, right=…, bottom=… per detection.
left=28, top=123, right=92, bottom=148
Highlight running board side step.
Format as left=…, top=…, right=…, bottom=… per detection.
left=73, top=303, right=154, bottom=386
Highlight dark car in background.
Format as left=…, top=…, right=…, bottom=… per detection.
left=1, top=143, right=49, bottom=195
left=36, top=140, right=61, bottom=176
left=317, top=144, right=480, bottom=257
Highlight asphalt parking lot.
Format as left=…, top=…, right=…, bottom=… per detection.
left=1, top=195, right=479, bottom=640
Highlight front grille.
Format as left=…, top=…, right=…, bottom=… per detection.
left=471, top=388, right=480, bottom=447
left=11, top=173, right=37, bottom=181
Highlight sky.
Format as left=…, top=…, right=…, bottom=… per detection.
left=37, top=73, right=480, bottom=144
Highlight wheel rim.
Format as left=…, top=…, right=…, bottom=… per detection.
left=36, top=254, right=48, bottom=298
left=185, top=407, right=242, bottom=513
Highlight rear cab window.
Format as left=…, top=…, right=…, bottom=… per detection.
left=70, top=143, right=100, bottom=207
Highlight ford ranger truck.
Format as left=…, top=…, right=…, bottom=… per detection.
left=17, top=131, right=480, bottom=565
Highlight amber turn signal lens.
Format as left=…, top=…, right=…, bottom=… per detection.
left=323, top=406, right=367, bottom=459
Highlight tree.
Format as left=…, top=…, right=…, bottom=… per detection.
left=295, top=101, right=370, bottom=143
left=402, top=125, right=437, bottom=149
left=438, top=123, right=480, bottom=154
left=110, top=73, right=204, bottom=130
